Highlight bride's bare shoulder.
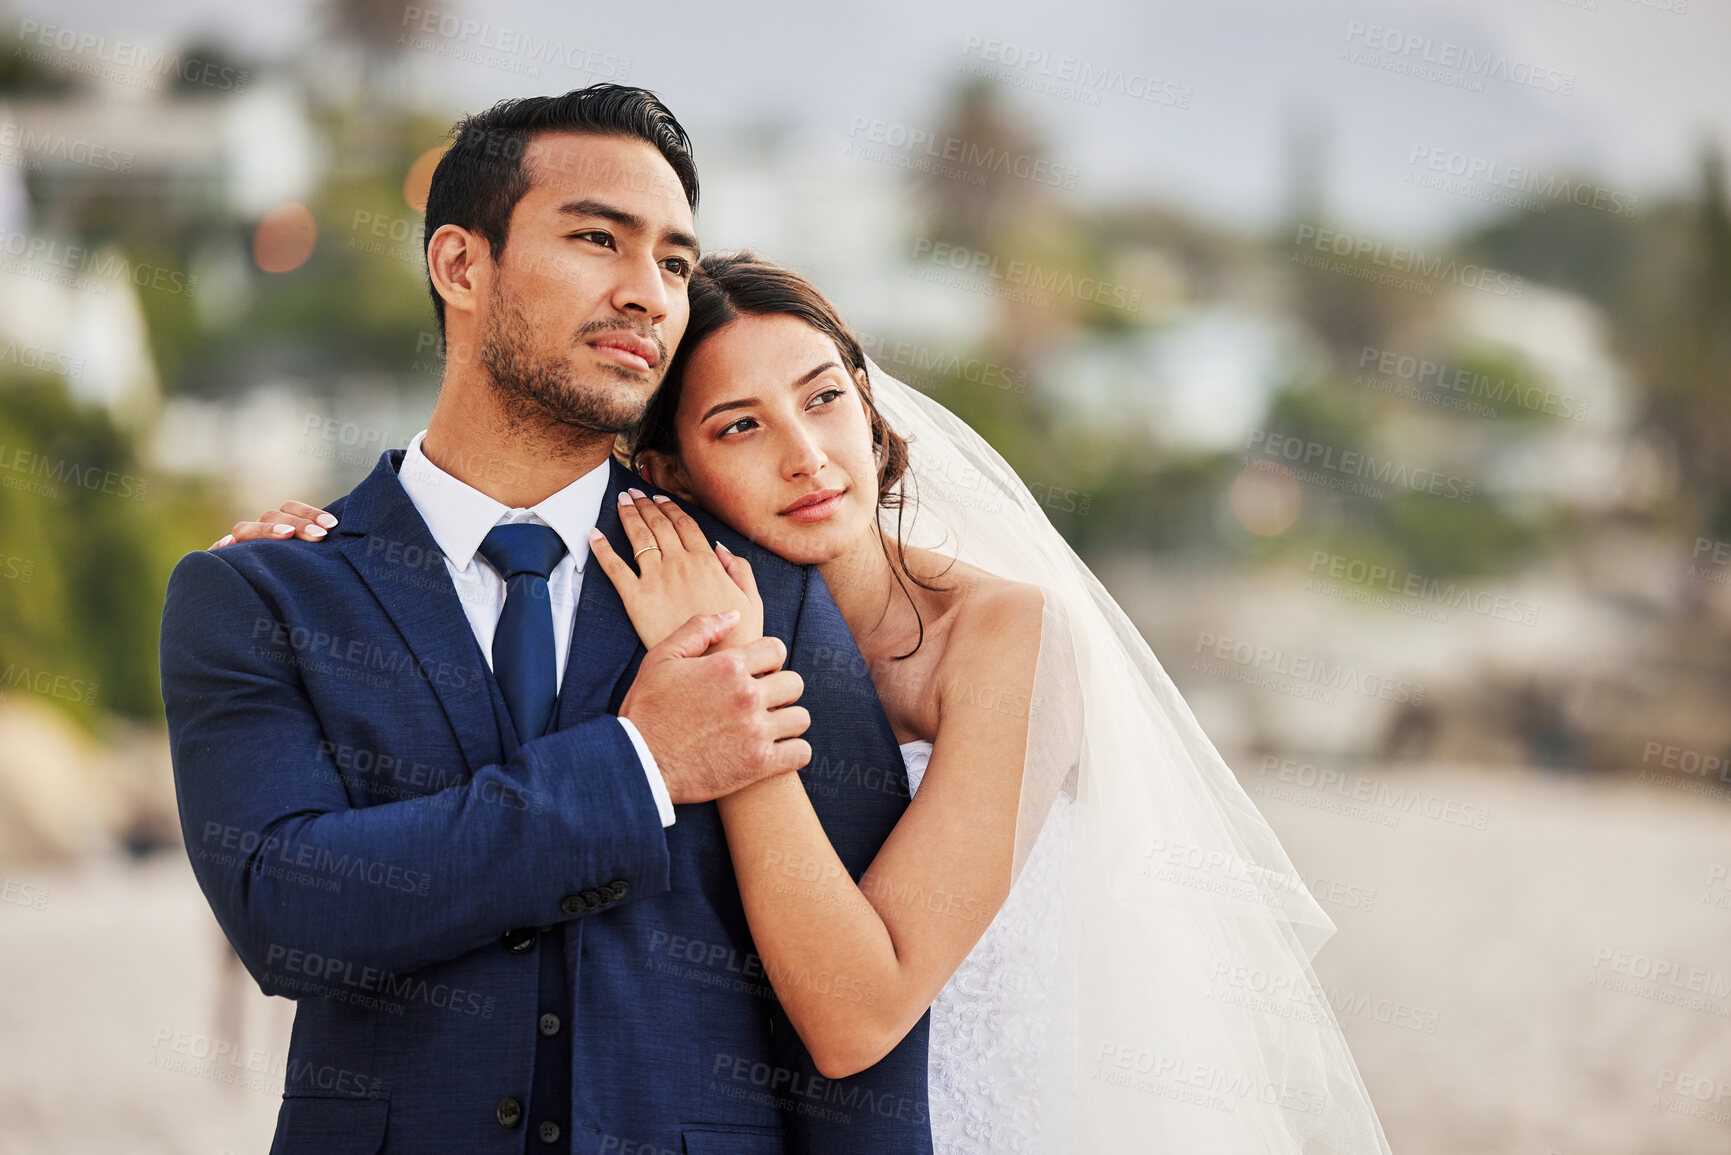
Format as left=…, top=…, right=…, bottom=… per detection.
left=932, top=563, right=1045, bottom=685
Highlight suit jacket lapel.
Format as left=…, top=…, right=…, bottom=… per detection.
left=557, top=459, right=648, bottom=725
left=334, top=451, right=505, bottom=774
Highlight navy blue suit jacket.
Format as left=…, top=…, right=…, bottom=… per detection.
left=160, top=451, right=932, bottom=1155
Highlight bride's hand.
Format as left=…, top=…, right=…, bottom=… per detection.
left=210, top=500, right=337, bottom=549
left=588, top=489, right=763, bottom=652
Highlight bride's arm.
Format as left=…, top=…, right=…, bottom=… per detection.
left=717, top=584, right=1043, bottom=1079
left=587, top=493, right=1044, bottom=1077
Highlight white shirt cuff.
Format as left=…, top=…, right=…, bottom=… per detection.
left=616, top=716, right=675, bottom=827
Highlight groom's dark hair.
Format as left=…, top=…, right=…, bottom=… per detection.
left=422, top=84, right=700, bottom=337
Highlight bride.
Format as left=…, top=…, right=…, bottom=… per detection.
left=218, top=252, right=1392, bottom=1153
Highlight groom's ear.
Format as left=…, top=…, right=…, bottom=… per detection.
left=635, top=450, right=696, bottom=502
left=427, top=223, right=490, bottom=325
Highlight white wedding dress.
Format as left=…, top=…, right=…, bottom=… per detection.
left=869, top=353, right=1392, bottom=1153
left=901, top=739, right=1078, bottom=1154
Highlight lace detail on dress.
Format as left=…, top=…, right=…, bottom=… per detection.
left=901, top=740, right=1076, bottom=1154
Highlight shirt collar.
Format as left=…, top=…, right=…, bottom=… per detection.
left=398, top=429, right=610, bottom=573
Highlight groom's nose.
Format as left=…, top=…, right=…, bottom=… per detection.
left=610, top=253, right=674, bottom=324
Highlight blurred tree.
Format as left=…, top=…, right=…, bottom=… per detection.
left=0, top=376, right=221, bottom=725
left=1464, top=144, right=1731, bottom=539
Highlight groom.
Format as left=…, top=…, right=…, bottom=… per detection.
left=161, top=86, right=930, bottom=1154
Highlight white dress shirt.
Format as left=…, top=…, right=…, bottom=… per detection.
left=397, top=429, right=675, bottom=826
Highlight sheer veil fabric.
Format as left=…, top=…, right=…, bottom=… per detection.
left=865, top=357, right=1394, bottom=1153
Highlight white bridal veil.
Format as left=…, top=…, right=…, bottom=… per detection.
left=864, top=356, right=1394, bottom=1153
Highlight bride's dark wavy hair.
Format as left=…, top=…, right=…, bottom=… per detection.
left=622, top=250, right=951, bottom=659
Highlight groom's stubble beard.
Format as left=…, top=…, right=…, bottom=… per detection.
left=478, top=280, right=669, bottom=448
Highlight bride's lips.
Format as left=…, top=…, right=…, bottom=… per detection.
left=779, top=487, right=846, bottom=523
left=588, top=333, right=659, bottom=372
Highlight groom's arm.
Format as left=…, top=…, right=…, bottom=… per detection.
left=161, top=548, right=672, bottom=992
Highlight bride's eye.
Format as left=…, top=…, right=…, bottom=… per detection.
left=808, top=387, right=846, bottom=409
left=718, top=416, right=758, bottom=438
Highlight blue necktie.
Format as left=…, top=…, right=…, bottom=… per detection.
left=477, top=523, right=568, bottom=742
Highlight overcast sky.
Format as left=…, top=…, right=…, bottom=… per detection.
left=24, top=0, right=1731, bottom=241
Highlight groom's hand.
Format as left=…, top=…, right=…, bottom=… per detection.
left=620, top=610, right=811, bottom=804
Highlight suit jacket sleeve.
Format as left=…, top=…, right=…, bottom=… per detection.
left=160, top=548, right=672, bottom=992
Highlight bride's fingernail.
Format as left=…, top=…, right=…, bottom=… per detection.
left=587, top=528, right=603, bottom=541
left=215, top=535, right=234, bottom=548
left=316, top=513, right=338, bottom=528
left=651, top=494, right=671, bottom=504
left=714, top=540, right=731, bottom=556
left=617, top=491, right=632, bottom=505
left=274, top=524, right=295, bottom=535
left=306, top=525, right=327, bottom=538
left=628, top=487, right=646, bottom=500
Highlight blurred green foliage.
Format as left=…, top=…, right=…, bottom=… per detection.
left=0, top=376, right=222, bottom=726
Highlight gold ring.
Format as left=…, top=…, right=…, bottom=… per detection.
left=633, top=545, right=662, bottom=560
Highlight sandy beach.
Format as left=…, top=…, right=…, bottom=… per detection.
left=3, top=759, right=1727, bottom=1152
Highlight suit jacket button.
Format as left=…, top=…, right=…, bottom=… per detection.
left=580, top=888, right=603, bottom=910
left=496, top=1097, right=523, bottom=1128
left=538, top=1012, right=561, bottom=1037
left=538, top=1121, right=562, bottom=1144
left=560, top=894, right=585, bottom=916
left=605, top=880, right=629, bottom=902
left=501, top=927, right=537, bottom=953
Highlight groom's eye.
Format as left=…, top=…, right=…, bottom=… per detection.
left=570, top=230, right=614, bottom=248
left=661, top=256, right=693, bottom=279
